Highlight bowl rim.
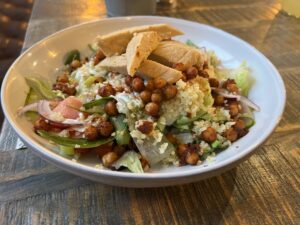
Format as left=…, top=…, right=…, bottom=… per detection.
left=1, top=16, right=286, bottom=179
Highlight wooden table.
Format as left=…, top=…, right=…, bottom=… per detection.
left=0, top=0, right=299, bottom=224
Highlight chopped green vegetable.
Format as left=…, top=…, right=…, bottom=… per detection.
left=25, top=87, right=41, bottom=104
left=113, top=151, right=143, bottom=173
left=212, top=108, right=229, bottom=122
left=83, top=97, right=113, bottom=109
left=37, top=130, right=114, bottom=148
left=84, top=76, right=97, bottom=87
left=59, top=145, right=75, bottom=156
left=211, top=140, right=221, bottom=149
left=64, top=49, right=80, bottom=65
left=25, top=77, right=56, bottom=99
left=239, top=113, right=255, bottom=128
left=175, top=115, right=191, bottom=126
left=24, top=87, right=41, bottom=121
left=110, top=114, right=130, bottom=146
left=175, top=110, right=207, bottom=126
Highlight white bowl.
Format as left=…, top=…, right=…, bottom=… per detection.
left=1, top=16, right=285, bottom=187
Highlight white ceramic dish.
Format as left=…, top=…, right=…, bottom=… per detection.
left=1, top=16, right=285, bottom=187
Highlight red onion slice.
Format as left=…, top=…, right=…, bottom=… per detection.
left=17, top=102, right=38, bottom=115
left=239, top=96, right=260, bottom=112
left=212, top=88, right=260, bottom=111
left=37, top=100, right=85, bottom=125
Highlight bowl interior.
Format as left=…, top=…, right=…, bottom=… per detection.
left=1, top=17, right=285, bottom=178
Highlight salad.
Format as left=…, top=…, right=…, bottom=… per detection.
left=18, top=24, right=259, bottom=173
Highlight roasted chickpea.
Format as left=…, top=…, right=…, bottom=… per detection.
left=223, top=79, right=239, bottom=93
left=94, top=77, right=105, bottom=83
left=186, top=66, right=198, bottom=80
left=209, top=78, right=219, bottom=88
left=198, top=70, right=209, bottom=78
left=93, top=143, right=113, bottom=157
left=172, top=62, right=185, bottom=71
left=228, top=102, right=240, bottom=117
left=153, top=77, right=167, bottom=89
left=145, top=102, right=160, bottom=116
left=227, top=83, right=239, bottom=93
left=84, top=125, right=99, bottom=141
left=53, top=82, right=76, bottom=96
left=224, top=127, right=238, bottom=142
left=34, top=117, right=51, bottom=132
left=201, top=127, right=217, bottom=143
left=234, top=119, right=246, bottom=131
left=98, top=84, right=116, bottom=97
left=74, top=148, right=92, bottom=155
left=151, top=92, right=163, bottom=103
left=102, top=152, right=119, bottom=167
left=234, top=119, right=248, bottom=137
left=114, top=86, right=124, bottom=93
left=177, top=144, right=188, bottom=156
left=113, top=145, right=126, bottom=156
left=145, top=79, right=155, bottom=91
left=166, top=133, right=177, bottom=145
left=70, top=59, right=81, bottom=69
left=186, top=152, right=199, bottom=165
left=132, top=77, right=145, bottom=92
left=181, top=73, right=187, bottom=82
left=137, top=120, right=153, bottom=134
left=214, top=95, right=225, bottom=106
left=163, top=85, right=177, bottom=100
left=98, top=121, right=114, bottom=137
left=125, top=75, right=133, bottom=86
left=139, top=90, right=152, bottom=103
left=104, top=100, right=118, bottom=116
left=203, top=61, right=209, bottom=70
left=56, top=73, right=69, bottom=83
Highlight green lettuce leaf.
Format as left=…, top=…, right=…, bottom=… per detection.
left=230, top=61, right=254, bottom=96
left=113, top=151, right=144, bottom=173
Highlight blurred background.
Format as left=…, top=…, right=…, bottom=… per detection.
left=0, top=0, right=33, bottom=124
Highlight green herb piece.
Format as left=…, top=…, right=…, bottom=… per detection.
left=211, top=140, right=221, bottom=149
left=186, top=39, right=199, bottom=48
left=83, top=97, right=113, bottom=109
left=64, top=49, right=80, bottom=65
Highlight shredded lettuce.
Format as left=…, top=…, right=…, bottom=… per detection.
left=25, top=77, right=56, bottom=99
left=113, top=151, right=144, bottom=173
left=230, top=61, right=254, bottom=96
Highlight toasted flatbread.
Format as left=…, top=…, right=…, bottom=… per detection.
left=97, top=24, right=183, bottom=57
left=138, top=60, right=182, bottom=84
left=149, top=40, right=205, bottom=70
left=98, top=55, right=127, bottom=74
left=126, top=31, right=162, bottom=76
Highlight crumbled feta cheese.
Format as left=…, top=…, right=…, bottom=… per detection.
left=159, top=143, right=169, bottom=154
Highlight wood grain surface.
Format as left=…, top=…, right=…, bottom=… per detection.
left=0, top=0, right=299, bottom=224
